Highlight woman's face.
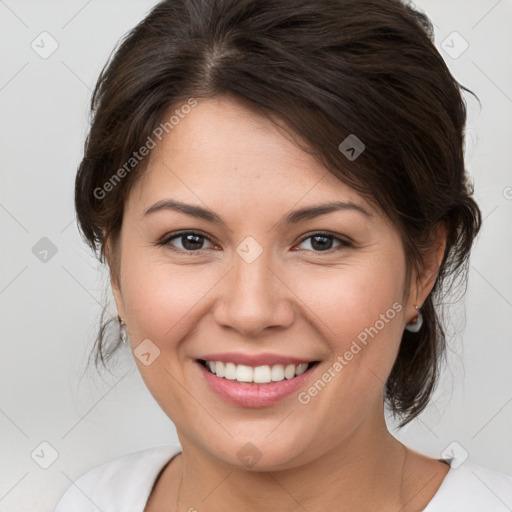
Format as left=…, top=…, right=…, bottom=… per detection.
left=112, top=96, right=419, bottom=469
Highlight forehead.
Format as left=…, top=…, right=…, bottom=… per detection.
left=128, top=96, right=379, bottom=219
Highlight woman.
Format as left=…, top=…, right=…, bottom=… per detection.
left=55, top=0, right=512, bottom=510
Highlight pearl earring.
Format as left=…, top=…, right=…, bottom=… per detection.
left=118, top=315, right=128, bottom=344
left=405, top=304, right=423, bottom=333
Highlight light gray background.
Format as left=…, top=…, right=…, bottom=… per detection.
left=0, top=1, right=511, bottom=511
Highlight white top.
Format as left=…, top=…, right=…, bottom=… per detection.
left=54, top=445, right=512, bottom=511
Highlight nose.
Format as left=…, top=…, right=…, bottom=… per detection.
left=213, top=248, right=295, bottom=337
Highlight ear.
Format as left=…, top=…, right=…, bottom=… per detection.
left=104, top=233, right=126, bottom=320
left=408, top=222, right=448, bottom=319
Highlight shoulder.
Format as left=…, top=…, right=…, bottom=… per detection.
left=425, top=459, right=512, bottom=511
left=54, top=445, right=181, bottom=512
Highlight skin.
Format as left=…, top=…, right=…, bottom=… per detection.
left=109, top=95, right=450, bottom=511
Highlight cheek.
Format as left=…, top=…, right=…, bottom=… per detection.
left=294, top=254, right=406, bottom=399
left=300, top=258, right=405, bottom=342
left=121, top=259, right=211, bottom=350
left=119, top=225, right=212, bottom=328
left=119, top=255, right=217, bottom=421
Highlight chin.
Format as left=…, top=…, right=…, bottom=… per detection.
left=196, top=429, right=317, bottom=472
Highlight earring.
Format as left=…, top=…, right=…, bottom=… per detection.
left=118, top=315, right=128, bottom=344
left=405, top=304, right=423, bottom=333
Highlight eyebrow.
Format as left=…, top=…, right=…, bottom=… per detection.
left=143, top=199, right=372, bottom=226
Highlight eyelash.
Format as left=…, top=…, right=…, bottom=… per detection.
left=157, top=230, right=353, bottom=255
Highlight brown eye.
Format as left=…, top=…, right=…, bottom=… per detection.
left=296, top=232, right=352, bottom=253
left=160, top=231, right=215, bottom=253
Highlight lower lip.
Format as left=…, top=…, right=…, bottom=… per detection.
left=198, top=362, right=316, bottom=408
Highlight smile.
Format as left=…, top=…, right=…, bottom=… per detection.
left=199, top=360, right=316, bottom=384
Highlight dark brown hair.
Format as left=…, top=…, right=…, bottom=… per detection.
left=75, top=0, right=481, bottom=426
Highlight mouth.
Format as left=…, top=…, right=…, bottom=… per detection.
left=198, top=359, right=319, bottom=384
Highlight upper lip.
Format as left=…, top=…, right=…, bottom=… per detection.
left=197, top=352, right=315, bottom=367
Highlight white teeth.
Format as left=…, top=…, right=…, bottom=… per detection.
left=284, top=364, right=296, bottom=379
left=295, top=363, right=308, bottom=376
left=204, top=360, right=312, bottom=383
left=235, top=364, right=253, bottom=382
left=215, top=361, right=225, bottom=377
left=271, top=364, right=285, bottom=381
left=254, top=365, right=272, bottom=384
left=224, top=362, right=237, bottom=380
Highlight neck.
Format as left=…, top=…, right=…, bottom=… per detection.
left=168, top=409, right=417, bottom=512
